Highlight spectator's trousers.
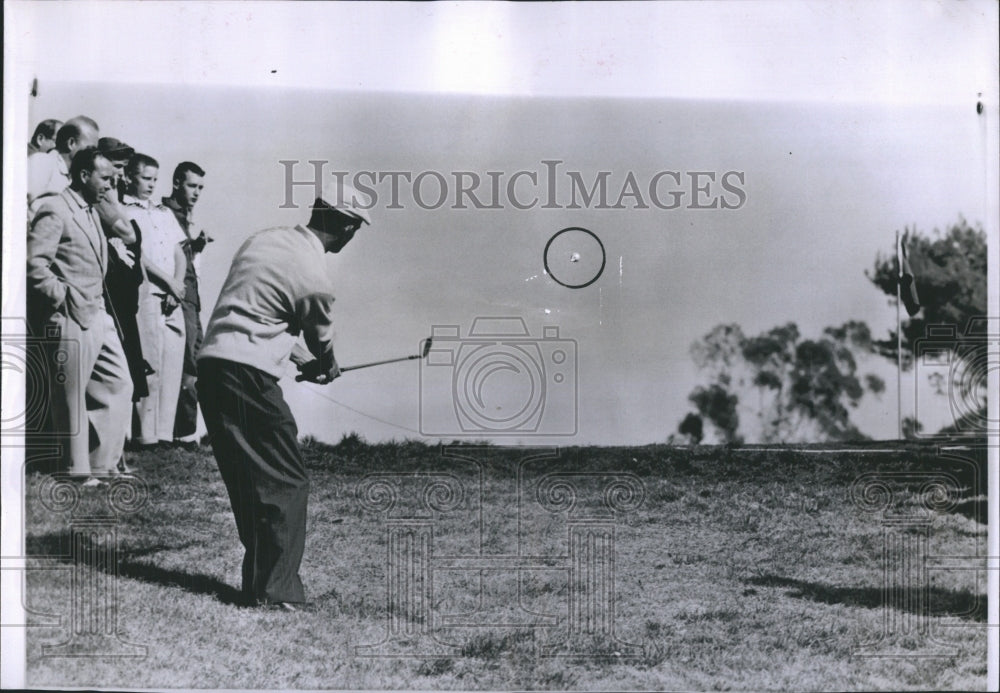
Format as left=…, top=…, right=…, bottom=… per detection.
left=134, top=288, right=185, bottom=444
left=44, top=310, right=132, bottom=476
left=173, top=297, right=202, bottom=438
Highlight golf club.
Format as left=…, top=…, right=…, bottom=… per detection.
left=295, top=337, right=433, bottom=381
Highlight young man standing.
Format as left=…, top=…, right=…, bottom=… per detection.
left=26, top=148, right=133, bottom=484
left=197, top=180, right=370, bottom=609
left=122, top=154, right=187, bottom=447
left=162, top=162, right=209, bottom=443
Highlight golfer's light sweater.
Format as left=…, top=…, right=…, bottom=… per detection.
left=198, top=225, right=336, bottom=378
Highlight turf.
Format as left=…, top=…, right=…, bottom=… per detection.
left=20, top=439, right=989, bottom=690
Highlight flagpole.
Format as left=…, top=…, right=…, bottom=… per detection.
left=896, top=229, right=903, bottom=439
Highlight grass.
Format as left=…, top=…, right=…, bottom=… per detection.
left=20, top=439, right=989, bottom=690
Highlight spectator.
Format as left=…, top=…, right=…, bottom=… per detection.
left=28, top=115, right=99, bottom=214
left=162, top=161, right=210, bottom=443
left=26, top=147, right=133, bottom=485
left=27, top=119, right=62, bottom=156
left=122, top=154, right=187, bottom=448
left=98, top=137, right=134, bottom=205
left=96, top=138, right=149, bottom=410
left=197, top=180, right=370, bottom=609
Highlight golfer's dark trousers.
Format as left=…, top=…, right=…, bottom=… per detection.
left=197, top=357, right=308, bottom=605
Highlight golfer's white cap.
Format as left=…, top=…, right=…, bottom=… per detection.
left=319, top=179, right=372, bottom=226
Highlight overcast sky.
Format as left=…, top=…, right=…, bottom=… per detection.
left=4, top=1, right=997, bottom=446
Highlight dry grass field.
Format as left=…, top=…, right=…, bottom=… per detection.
left=20, top=438, right=989, bottom=690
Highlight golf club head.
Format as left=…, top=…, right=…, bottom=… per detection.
left=421, top=336, right=433, bottom=359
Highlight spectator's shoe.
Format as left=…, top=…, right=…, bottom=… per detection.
left=127, top=439, right=159, bottom=452
left=79, top=477, right=107, bottom=488
left=117, top=455, right=135, bottom=474
left=172, top=439, right=200, bottom=452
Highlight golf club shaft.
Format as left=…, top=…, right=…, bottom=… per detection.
left=295, top=337, right=432, bottom=381
left=339, top=352, right=424, bottom=372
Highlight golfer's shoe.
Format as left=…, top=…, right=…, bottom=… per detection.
left=79, top=477, right=107, bottom=488
left=261, top=600, right=309, bottom=613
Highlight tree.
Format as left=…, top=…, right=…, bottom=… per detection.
left=901, top=417, right=923, bottom=439
left=688, top=384, right=741, bottom=444
left=677, top=412, right=704, bottom=445
left=868, top=219, right=988, bottom=435
left=682, top=321, right=885, bottom=443
left=867, top=219, right=987, bottom=366
left=690, top=323, right=745, bottom=387
left=740, top=323, right=799, bottom=441
left=865, top=374, right=886, bottom=395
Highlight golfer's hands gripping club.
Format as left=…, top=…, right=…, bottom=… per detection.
left=296, top=358, right=341, bottom=384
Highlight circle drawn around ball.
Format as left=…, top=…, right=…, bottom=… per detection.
left=544, top=227, right=606, bottom=289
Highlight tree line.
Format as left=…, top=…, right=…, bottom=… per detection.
left=674, top=218, right=987, bottom=444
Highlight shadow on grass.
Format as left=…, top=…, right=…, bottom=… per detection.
left=26, top=530, right=249, bottom=607
left=117, top=559, right=248, bottom=606
left=747, top=574, right=986, bottom=622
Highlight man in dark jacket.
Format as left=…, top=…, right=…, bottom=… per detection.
left=95, top=137, right=149, bottom=404
left=162, top=161, right=209, bottom=442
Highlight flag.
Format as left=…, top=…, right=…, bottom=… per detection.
left=897, top=231, right=920, bottom=317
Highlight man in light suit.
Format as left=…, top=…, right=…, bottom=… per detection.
left=27, top=147, right=133, bottom=484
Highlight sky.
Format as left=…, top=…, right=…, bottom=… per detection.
left=4, top=1, right=998, bottom=447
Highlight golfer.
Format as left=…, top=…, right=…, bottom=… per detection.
left=197, top=180, right=370, bottom=610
